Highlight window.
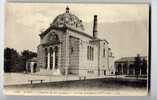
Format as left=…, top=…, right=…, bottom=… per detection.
left=104, top=70, right=106, bottom=75
left=45, top=48, right=48, bottom=69
left=87, top=46, right=94, bottom=60
left=89, top=46, right=91, bottom=59
left=103, top=48, right=105, bottom=57
left=87, top=46, right=89, bottom=60
left=110, top=52, right=112, bottom=57
left=70, top=47, right=74, bottom=54
left=88, top=70, right=94, bottom=74
left=91, top=47, right=94, bottom=60
left=87, top=46, right=89, bottom=59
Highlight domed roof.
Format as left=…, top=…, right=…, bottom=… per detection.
left=51, top=6, right=85, bottom=30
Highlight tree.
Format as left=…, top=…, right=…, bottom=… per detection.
left=141, top=58, right=147, bottom=75
left=4, top=48, right=21, bottom=72
left=134, top=54, right=143, bottom=78
left=21, top=50, right=37, bottom=71
left=4, top=48, right=12, bottom=72
left=4, top=48, right=37, bottom=72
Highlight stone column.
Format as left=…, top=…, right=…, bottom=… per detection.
left=127, top=66, right=129, bottom=75
left=139, top=67, right=142, bottom=76
left=64, top=33, right=69, bottom=76
left=65, top=67, right=68, bottom=75
left=127, top=62, right=129, bottom=75
left=116, top=64, right=118, bottom=74
left=26, top=62, right=28, bottom=73
left=133, top=67, right=135, bottom=75
left=121, top=64, right=123, bottom=75
left=47, top=48, right=50, bottom=70
left=31, top=62, right=34, bottom=73
left=58, top=46, right=61, bottom=70
left=53, top=50, right=55, bottom=70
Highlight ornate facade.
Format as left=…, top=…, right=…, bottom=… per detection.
left=37, top=6, right=115, bottom=76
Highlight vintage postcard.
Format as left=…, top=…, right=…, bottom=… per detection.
left=4, top=3, right=150, bottom=96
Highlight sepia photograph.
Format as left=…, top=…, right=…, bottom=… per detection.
left=4, top=3, right=149, bottom=96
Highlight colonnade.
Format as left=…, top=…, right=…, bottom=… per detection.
left=116, top=63, right=142, bottom=75
left=45, top=46, right=58, bottom=70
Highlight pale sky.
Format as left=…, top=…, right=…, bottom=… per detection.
left=5, top=3, right=149, bottom=59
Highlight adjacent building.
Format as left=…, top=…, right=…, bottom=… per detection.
left=26, top=57, right=38, bottom=73
left=115, top=56, right=147, bottom=76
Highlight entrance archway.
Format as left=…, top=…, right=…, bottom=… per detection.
left=129, top=64, right=134, bottom=75
left=117, top=64, right=122, bottom=75
left=33, top=63, right=37, bottom=73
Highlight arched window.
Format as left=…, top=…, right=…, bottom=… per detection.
left=103, top=49, right=105, bottom=57
left=87, top=46, right=94, bottom=60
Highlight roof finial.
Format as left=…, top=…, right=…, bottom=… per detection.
left=66, top=6, right=69, bottom=13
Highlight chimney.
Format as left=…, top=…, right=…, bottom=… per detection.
left=93, top=15, right=98, bottom=39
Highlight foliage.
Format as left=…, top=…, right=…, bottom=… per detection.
left=21, top=50, right=37, bottom=70
left=4, top=47, right=37, bottom=72
left=134, top=54, right=147, bottom=77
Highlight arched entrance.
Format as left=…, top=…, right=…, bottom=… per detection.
left=123, top=64, right=127, bottom=75
left=43, top=33, right=61, bottom=75
left=33, top=63, right=37, bottom=73
left=117, top=64, right=122, bottom=75
left=129, top=64, right=134, bottom=75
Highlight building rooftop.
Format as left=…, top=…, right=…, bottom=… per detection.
left=115, top=56, right=147, bottom=63
left=51, top=6, right=84, bottom=31
left=39, top=6, right=109, bottom=44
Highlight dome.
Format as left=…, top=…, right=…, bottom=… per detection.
left=51, top=6, right=85, bottom=30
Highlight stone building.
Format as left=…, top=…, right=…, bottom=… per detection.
left=26, top=57, right=38, bottom=73
left=115, top=56, right=147, bottom=76
left=37, top=6, right=115, bottom=76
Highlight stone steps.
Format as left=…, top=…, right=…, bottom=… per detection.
left=34, top=69, right=62, bottom=76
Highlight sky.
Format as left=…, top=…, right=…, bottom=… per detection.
left=5, top=3, right=149, bottom=59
